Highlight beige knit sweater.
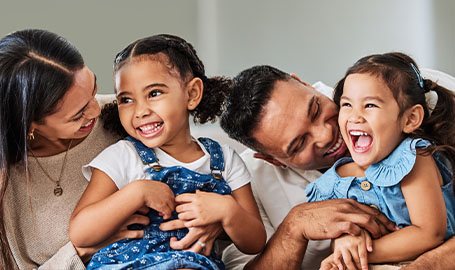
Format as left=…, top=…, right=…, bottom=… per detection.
left=4, top=95, right=119, bottom=270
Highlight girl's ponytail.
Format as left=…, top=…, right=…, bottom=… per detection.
left=416, top=79, right=455, bottom=190
left=191, top=76, right=232, bottom=124
left=421, top=79, right=455, bottom=147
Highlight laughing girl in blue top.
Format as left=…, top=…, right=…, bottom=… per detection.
left=305, top=52, right=455, bottom=270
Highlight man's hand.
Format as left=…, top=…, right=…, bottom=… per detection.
left=245, top=199, right=396, bottom=270
left=286, top=199, right=396, bottom=241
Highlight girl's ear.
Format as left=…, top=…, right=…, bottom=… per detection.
left=402, top=104, right=424, bottom=134
left=186, top=77, right=204, bottom=111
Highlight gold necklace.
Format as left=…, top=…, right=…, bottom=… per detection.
left=28, top=139, right=73, bottom=197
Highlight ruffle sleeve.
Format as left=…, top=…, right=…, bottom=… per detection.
left=305, top=162, right=344, bottom=202
left=365, top=138, right=431, bottom=187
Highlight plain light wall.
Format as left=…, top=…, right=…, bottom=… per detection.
left=1, top=0, right=454, bottom=92
left=203, top=0, right=454, bottom=86
left=1, top=0, right=454, bottom=153
left=0, top=0, right=199, bottom=94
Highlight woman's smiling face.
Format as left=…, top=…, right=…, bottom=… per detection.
left=31, top=66, right=100, bottom=142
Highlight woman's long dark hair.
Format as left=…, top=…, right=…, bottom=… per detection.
left=101, top=34, right=232, bottom=137
left=334, top=52, right=455, bottom=187
left=0, top=29, right=84, bottom=268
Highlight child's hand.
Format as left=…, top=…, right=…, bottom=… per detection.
left=160, top=216, right=224, bottom=256
left=320, top=254, right=346, bottom=270
left=137, top=180, right=176, bottom=219
left=175, top=190, right=235, bottom=227
left=332, top=230, right=373, bottom=270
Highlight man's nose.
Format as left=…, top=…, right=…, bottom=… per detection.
left=312, top=122, right=333, bottom=149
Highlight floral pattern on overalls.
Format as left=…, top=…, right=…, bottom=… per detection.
left=87, top=137, right=232, bottom=270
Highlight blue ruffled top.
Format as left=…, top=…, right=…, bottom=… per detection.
left=305, top=137, right=455, bottom=239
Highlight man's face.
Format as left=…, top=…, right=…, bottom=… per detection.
left=252, top=78, right=348, bottom=170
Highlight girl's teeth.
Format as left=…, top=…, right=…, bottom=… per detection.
left=349, top=131, right=369, bottom=136
left=139, top=123, right=162, bottom=133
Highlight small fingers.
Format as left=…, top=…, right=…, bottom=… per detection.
left=323, top=254, right=343, bottom=270
left=160, top=219, right=185, bottom=231
left=176, top=203, right=191, bottom=213
left=349, top=247, right=362, bottom=270
left=183, top=219, right=201, bottom=228
left=160, top=200, right=176, bottom=220
left=365, top=232, right=373, bottom=253
left=178, top=211, right=196, bottom=221
left=332, top=251, right=344, bottom=270
left=175, top=193, right=195, bottom=203
left=358, top=245, right=368, bottom=270
left=341, top=248, right=356, bottom=270
left=169, top=228, right=201, bottom=250
left=320, top=259, right=335, bottom=270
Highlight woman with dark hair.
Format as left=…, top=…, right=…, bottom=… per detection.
left=0, top=29, right=149, bottom=269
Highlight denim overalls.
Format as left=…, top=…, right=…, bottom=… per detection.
left=87, top=136, right=232, bottom=270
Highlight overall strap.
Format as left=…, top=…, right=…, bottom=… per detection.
left=125, top=136, right=158, bottom=164
left=197, top=137, right=225, bottom=173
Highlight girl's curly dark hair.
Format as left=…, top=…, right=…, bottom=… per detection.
left=103, top=34, right=232, bottom=136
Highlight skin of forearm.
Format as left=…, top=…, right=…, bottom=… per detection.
left=69, top=181, right=145, bottom=248
left=245, top=215, right=308, bottom=270
left=402, top=237, right=455, bottom=270
left=221, top=199, right=266, bottom=254
left=368, top=225, right=445, bottom=263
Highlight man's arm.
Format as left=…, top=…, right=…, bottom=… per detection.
left=401, top=237, right=455, bottom=270
left=245, top=199, right=396, bottom=270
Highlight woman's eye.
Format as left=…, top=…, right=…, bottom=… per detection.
left=72, top=113, right=85, bottom=122
left=149, top=90, right=163, bottom=98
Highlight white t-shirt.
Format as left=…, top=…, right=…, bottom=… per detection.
left=83, top=138, right=251, bottom=191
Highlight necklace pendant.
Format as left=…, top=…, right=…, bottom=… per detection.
left=54, top=186, right=63, bottom=196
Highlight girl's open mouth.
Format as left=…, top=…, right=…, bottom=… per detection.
left=349, top=130, right=373, bottom=153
